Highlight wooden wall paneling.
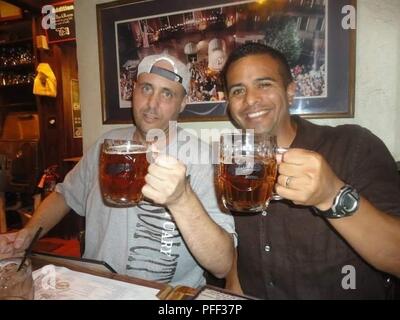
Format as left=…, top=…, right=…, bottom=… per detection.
left=59, top=42, right=82, bottom=165
left=35, top=39, right=82, bottom=173
left=34, top=20, right=83, bottom=239
left=35, top=44, right=64, bottom=171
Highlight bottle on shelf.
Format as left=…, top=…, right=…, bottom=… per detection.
left=0, top=17, right=37, bottom=111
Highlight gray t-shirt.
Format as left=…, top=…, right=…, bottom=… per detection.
left=55, top=127, right=236, bottom=288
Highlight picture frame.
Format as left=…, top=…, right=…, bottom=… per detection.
left=97, top=0, right=355, bottom=124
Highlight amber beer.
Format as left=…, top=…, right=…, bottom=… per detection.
left=218, top=157, right=278, bottom=212
left=99, top=140, right=149, bottom=207
left=216, top=133, right=279, bottom=213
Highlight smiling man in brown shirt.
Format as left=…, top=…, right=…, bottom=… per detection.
left=221, top=42, right=400, bottom=299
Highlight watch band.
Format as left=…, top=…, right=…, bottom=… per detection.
left=314, top=185, right=360, bottom=219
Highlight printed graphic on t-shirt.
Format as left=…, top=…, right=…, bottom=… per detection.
left=126, top=203, right=181, bottom=283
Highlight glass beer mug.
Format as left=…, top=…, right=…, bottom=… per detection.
left=216, top=132, right=284, bottom=213
left=0, top=257, right=34, bottom=300
left=99, top=139, right=150, bottom=207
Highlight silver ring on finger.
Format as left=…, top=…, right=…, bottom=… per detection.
left=285, top=176, right=293, bottom=188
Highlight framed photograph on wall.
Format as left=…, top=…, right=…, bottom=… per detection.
left=97, top=0, right=356, bottom=124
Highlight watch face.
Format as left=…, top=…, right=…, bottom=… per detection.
left=338, top=189, right=359, bottom=214
left=315, top=185, right=359, bottom=219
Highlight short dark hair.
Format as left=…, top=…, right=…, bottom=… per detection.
left=221, top=42, right=293, bottom=92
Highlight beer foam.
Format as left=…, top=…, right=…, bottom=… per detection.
left=104, top=145, right=148, bottom=155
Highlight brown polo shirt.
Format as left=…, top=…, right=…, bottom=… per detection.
left=234, top=116, right=400, bottom=299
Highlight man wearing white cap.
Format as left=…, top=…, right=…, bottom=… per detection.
left=0, top=53, right=236, bottom=288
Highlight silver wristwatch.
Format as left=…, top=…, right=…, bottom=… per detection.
left=314, top=185, right=360, bottom=219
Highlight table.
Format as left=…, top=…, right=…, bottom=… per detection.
left=31, top=253, right=198, bottom=300
left=31, top=253, right=165, bottom=291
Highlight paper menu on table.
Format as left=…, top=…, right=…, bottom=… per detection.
left=194, top=288, right=248, bottom=300
left=33, top=265, right=159, bottom=300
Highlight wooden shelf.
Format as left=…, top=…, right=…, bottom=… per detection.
left=0, top=37, right=33, bottom=46
left=0, top=102, right=36, bottom=109
left=63, top=157, right=82, bottom=163
left=0, top=82, right=33, bottom=89
left=0, top=63, right=35, bottom=71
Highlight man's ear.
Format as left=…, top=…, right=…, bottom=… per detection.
left=179, top=95, right=187, bottom=113
left=286, top=82, right=296, bottom=105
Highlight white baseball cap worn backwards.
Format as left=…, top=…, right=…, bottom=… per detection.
left=137, top=53, right=190, bottom=94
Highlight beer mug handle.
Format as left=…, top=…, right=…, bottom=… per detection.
left=271, top=193, right=284, bottom=201
left=147, top=143, right=160, bottom=163
left=276, top=147, right=289, bottom=164
left=271, top=147, right=289, bottom=201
